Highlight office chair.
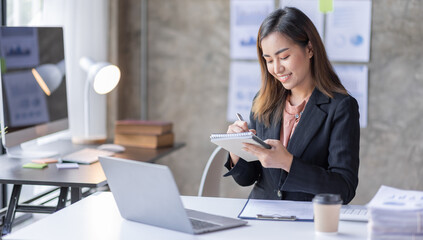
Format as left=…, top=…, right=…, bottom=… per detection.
left=198, top=147, right=228, bottom=197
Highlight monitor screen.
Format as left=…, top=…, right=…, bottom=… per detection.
left=0, top=27, right=68, bottom=150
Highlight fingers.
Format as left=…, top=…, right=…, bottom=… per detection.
left=242, top=143, right=272, bottom=167
left=264, top=139, right=280, bottom=147
left=243, top=140, right=292, bottom=170
left=227, top=120, right=249, bottom=134
left=243, top=143, right=275, bottom=168
left=236, top=120, right=249, bottom=132
left=242, top=143, right=265, bottom=157
left=249, top=129, right=257, bottom=135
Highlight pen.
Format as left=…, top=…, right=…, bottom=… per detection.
left=236, top=113, right=244, bottom=121
left=256, top=214, right=297, bottom=221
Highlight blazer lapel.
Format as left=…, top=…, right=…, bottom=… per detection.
left=287, top=88, right=329, bottom=158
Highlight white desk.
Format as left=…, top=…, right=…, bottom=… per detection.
left=4, top=192, right=367, bottom=240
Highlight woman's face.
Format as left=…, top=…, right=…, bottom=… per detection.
left=261, top=32, right=314, bottom=93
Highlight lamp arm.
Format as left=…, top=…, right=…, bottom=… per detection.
left=84, top=77, right=91, bottom=138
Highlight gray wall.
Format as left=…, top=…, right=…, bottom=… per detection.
left=116, top=0, right=423, bottom=204
left=358, top=0, right=423, bottom=203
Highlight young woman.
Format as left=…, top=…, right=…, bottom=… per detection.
left=224, top=7, right=360, bottom=204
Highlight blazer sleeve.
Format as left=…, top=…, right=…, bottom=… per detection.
left=281, top=96, right=360, bottom=204
left=223, top=110, right=262, bottom=186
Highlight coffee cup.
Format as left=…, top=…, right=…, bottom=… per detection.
left=312, top=193, right=342, bottom=235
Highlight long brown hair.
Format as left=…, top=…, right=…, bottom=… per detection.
left=252, top=7, right=347, bottom=127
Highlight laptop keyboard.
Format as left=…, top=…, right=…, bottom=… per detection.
left=189, top=218, right=220, bottom=230
left=340, top=205, right=368, bottom=221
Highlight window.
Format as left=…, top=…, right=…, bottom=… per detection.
left=6, top=0, right=43, bottom=26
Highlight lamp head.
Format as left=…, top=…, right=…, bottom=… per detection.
left=80, top=57, right=121, bottom=94
left=92, top=64, right=120, bottom=94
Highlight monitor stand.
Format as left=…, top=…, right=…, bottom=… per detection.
left=6, top=148, right=59, bottom=159
left=4, top=130, right=72, bottom=159
left=5, top=140, right=60, bottom=159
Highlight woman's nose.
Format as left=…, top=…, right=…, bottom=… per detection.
left=274, top=61, right=284, bottom=74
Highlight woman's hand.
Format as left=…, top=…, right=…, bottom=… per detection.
left=227, top=120, right=257, bottom=135
left=242, top=139, right=293, bottom=172
left=227, top=120, right=256, bottom=165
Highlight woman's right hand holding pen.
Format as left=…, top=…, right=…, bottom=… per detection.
left=227, top=113, right=256, bottom=166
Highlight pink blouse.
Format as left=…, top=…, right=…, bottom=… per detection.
left=280, top=96, right=309, bottom=147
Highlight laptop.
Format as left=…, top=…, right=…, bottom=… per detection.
left=99, top=156, right=247, bottom=234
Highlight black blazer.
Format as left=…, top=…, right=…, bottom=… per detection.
left=224, top=88, right=360, bottom=204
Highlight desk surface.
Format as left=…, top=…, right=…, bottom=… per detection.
left=0, top=139, right=184, bottom=187
left=4, top=192, right=368, bottom=240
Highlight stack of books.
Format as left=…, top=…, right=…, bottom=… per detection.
left=114, top=120, right=174, bottom=148
left=367, top=185, right=423, bottom=240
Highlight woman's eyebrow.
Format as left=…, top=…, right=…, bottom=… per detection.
left=262, top=48, right=289, bottom=57
left=275, top=48, right=289, bottom=55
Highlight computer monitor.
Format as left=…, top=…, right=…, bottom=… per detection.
left=0, top=26, right=68, bottom=158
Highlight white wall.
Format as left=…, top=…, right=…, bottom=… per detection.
left=40, top=0, right=110, bottom=140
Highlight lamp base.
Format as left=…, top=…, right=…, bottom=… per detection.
left=72, top=136, right=107, bottom=145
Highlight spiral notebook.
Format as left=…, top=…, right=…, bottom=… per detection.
left=210, top=132, right=270, bottom=161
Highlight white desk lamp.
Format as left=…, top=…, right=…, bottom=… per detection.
left=74, top=57, right=121, bottom=144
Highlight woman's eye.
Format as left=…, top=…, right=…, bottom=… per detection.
left=281, top=55, right=290, bottom=60
left=266, top=60, right=273, bottom=64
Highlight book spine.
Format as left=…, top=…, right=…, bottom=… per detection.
left=114, top=132, right=174, bottom=148
left=115, top=124, right=172, bottom=135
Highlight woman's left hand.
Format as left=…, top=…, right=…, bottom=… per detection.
left=242, top=139, right=293, bottom=172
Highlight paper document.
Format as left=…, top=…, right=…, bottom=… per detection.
left=227, top=61, right=261, bottom=123
left=230, top=0, right=274, bottom=59
left=239, top=199, right=314, bottom=221
left=367, top=185, right=423, bottom=211
left=334, top=64, right=368, bottom=128
left=367, top=185, right=423, bottom=238
left=325, top=0, right=372, bottom=62
left=280, top=0, right=324, bottom=38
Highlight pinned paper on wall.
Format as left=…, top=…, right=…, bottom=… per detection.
left=228, top=0, right=372, bottom=127
left=280, top=0, right=323, bottom=39
left=334, top=65, right=368, bottom=128
left=227, top=61, right=261, bottom=123
left=230, top=0, right=274, bottom=60
left=319, top=0, right=333, bottom=13
left=325, top=0, right=372, bottom=62
left=280, top=0, right=324, bottom=38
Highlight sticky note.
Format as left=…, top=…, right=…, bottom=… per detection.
left=0, top=58, right=6, bottom=73
left=56, top=163, right=79, bottom=169
left=32, top=158, right=59, bottom=164
left=23, top=163, right=48, bottom=169
left=319, top=0, right=333, bottom=13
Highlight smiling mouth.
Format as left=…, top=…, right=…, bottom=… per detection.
left=277, top=73, right=292, bottom=82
